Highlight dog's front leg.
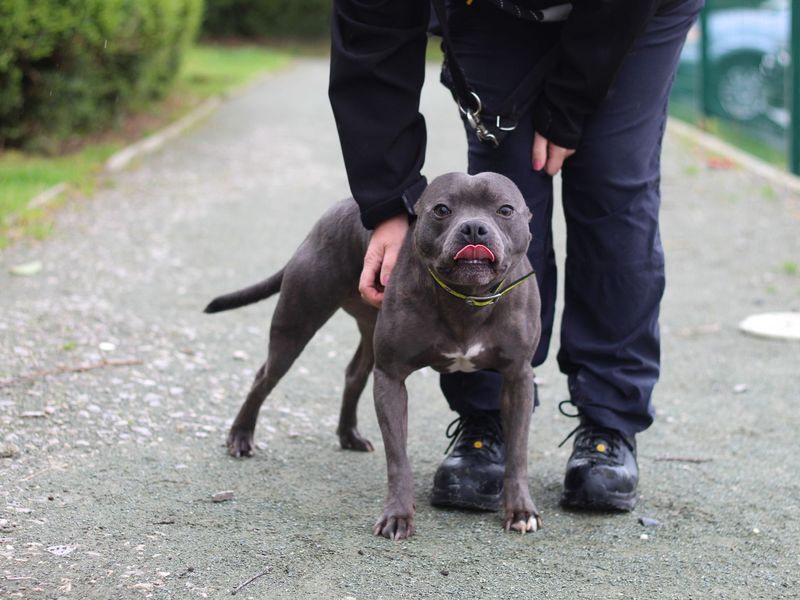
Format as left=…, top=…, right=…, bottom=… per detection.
left=372, top=368, right=415, bottom=540
left=500, top=369, right=542, bottom=534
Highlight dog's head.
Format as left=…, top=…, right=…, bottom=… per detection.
left=413, top=172, right=532, bottom=289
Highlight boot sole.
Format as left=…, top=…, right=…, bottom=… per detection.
left=560, top=487, right=637, bottom=512
left=430, top=486, right=501, bottom=512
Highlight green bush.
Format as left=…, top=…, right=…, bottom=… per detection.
left=202, top=0, right=329, bottom=39
left=0, top=0, right=203, bottom=150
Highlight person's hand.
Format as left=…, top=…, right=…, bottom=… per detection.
left=359, top=213, right=409, bottom=308
left=532, top=131, right=576, bottom=176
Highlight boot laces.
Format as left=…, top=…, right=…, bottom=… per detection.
left=557, top=399, right=583, bottom=448
left=572, top=425, right=625, bottom=461
left=556, top=399, right=629, bottom=460
left=443, top=411, right=503, bottom=455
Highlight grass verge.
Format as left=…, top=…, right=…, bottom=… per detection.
left=0, top=44, right=291, bottom=249
left=669, top=100, right=788, bottom=168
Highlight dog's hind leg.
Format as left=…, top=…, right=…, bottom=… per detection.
left=337, top=320, right=375, bottom=452
left=227, top=305, right=337, bottom=458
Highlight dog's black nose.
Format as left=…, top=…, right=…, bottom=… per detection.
left=460, top=220, right=490, bottom=243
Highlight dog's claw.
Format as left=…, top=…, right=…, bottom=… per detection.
left=338, top=428, right=375, bottom=452
left=504, top=512, right=541, bottom=534
left=529, top=516, right=539, bottom=532
left=373, top=514, right=414, bottom=540
left=227, top=428, right=256, bottom=458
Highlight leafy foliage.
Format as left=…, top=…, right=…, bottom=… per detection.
left=202, top=0, right=330, bottom=39
left=0, top=0, right=203, bottom=150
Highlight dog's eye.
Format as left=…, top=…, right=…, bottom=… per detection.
left=496, top=205, right=514, bottom=217
left=432, top=204, right=452, bottom=218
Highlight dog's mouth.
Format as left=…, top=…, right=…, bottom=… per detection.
left=453, top=244, right=495, bottom=265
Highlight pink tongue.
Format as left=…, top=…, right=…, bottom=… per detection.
left=454, top=244, right=495, bottom=262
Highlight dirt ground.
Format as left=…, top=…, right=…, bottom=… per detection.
left=1, top=60, right=799, bottom=599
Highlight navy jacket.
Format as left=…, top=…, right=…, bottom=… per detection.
left=329, top=0, right=685, bottom=229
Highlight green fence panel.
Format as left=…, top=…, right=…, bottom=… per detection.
left=671, top=0, right=792, bottom=171
left=791, top=0, right=800, bottom=174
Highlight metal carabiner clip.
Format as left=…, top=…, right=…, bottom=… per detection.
left=457, top=92, right=499, bottom=147
left=457, top=91, right=483, bottom=119
left=475, top=125, right=499, bottom=147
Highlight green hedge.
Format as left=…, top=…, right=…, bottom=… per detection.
left=202, top=0, right=329, bottom=39
left=0, top=0, right=203, bottom=150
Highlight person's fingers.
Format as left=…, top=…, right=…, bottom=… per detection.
left=544, top=144, right=576, bottom=176
left=358, top=213, right=410, bottom=308
left=533, top=130, right=577, bottom=176
left=379, top=241, right=400, bottom=289
left=358, top=248, right=384, bottom=308
left=544, top=148, right=565, bottom=176
left=532, top=132, right=548, bottom=171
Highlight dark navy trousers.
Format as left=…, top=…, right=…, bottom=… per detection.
left=440, top=0, right=703, bottom=437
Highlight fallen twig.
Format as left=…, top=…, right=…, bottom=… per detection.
left=647, top=455, right=713, bottom=464
left=20, top=463, right=66, bottom=482
left=0, top=358, right=143, bottom=388
left=231, top=566, right=271, bottom=595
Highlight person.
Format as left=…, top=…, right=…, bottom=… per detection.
left=328, top=0, right=703, bottom=512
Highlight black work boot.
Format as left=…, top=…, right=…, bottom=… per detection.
left=430, top=411, right=504, bottom=511
left=560, top=422, right=639, bottom=511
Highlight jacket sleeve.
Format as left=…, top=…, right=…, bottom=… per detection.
left=328, top=0, right=430, bottom=229
left=533, top=0, right=663, bottom=149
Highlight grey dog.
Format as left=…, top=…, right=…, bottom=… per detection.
left=205, top=172, right=542, bottom=539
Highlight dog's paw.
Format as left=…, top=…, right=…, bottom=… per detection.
left=373, top=513, right=415, bottom=541
left=227, top=428, right=255, bottom=458
left=338, top=428, right=374, bottom=452
left=502, top=481, right=541, bottom=535
left=503, top=510, right=542, bottom=535
left=373, top=499, right=416, bottom=541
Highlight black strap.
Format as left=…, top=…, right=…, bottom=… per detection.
left=496, top=42, right=559, bottom=125
left=431, top=0, right=479, bottom=113
left=431, top=0, right=561, bottom=146
left=482, top=0, right=572, bottom=23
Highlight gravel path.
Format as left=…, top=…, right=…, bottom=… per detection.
left=1, top=59, right=799, bottom=599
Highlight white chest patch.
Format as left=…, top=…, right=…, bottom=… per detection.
left=442, top=343, right=485, bottom=373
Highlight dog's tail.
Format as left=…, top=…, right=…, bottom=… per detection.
left=203, top=268, right=285, bottom=314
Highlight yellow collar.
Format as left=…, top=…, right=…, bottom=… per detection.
left=427, top=267, right=535, bottom=307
